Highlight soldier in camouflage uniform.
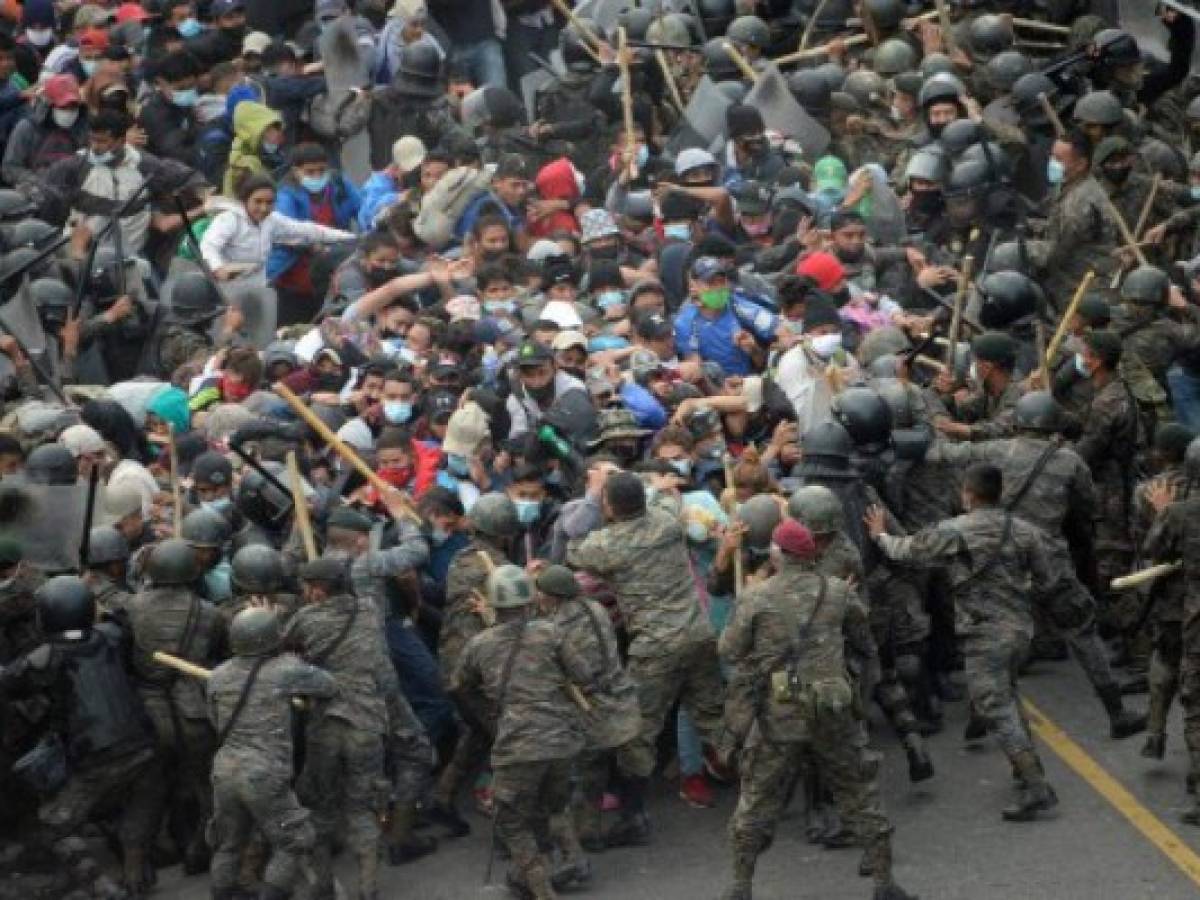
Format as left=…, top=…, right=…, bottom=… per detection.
left=151, top=272, right=238, bottom=380
left=1134, top=425, right=1195, bottom=759
left=83, top=527, right=134, bottom=623
left=0, top=539, right=46, bottom=664
left=285, top=554, right=407, bottom=900
left=430, top=492, right=517, bottom=834
left=719, top=518, right=915, bottom=900
left=933, top=332, right=1024, bottom=442
left=124, top=539, right=227, bottom=874
left=1144, top=438, right=1200, bottom=823
left=568, top=472, right=725, bottom=846
left=1093, top=137, right=1189, bottom=264
left=207, top=606, right=337, bottom=900
left=534, top=564, right=640, bottom=858
left=868, top=463, right=1060, bottom=822
left=451, top=565, right=595, bottom=900
left=928, top=392, right=1147, bottom=739
left=227, top=544, right=300, bottom=624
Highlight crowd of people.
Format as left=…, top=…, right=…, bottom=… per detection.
left=2, top=0, right=1200, bottom=898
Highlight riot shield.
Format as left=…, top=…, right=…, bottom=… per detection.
left=665, top=75, right=732, bottom=156
left=744, top=64, right=830, bottom=160
left=319, top=14, right=372, bottom=183
left=1, top=478, right=101, bottom=572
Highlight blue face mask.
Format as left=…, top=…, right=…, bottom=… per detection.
left=383, top=400, right=413, bottom=424
left=1074, top=352, right=1089, bottom=376
left=430, top=526, right=450, bottom=545
left=178, top=17, right=203, bottom=37
left=514, top=498, right=541, bottom=525
left=1046, top=158, right=1065, bottom=185
left=171, top=87, right=199, bottom=108
left=204, top=561, right=233, bottom=604
left=446, top=454, right=471, bottom=477
left=484, top=299, right=516, bottom=315
left=202, top=497, right=233, bottom=516
left=89, top=150, right=114, bottom=166
left=664, top=222, right=691, bottom=241
left=262, top=139, right=281, bottom=155
left=81, top=59, right=97, bottom=77
left=301, top=172, right=330, bottom=193
left=1191, top=185, right=1200, bottom=201
left=597, top=289, right=625, bottom=310
left=636, top=144, right=649, bottom=167
left=668, top=458, right=692, bottom=478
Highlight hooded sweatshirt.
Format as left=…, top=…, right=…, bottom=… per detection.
left=527, top=157, right=580, bottom=239
left=223, top=100, right=283, bottom=195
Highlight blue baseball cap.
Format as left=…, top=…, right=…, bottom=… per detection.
left=690, top=256, right=728, bottom=282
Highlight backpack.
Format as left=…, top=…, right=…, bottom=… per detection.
left=413, top=166, right=492, bottom=250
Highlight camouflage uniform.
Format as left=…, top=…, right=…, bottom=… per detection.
left=206, top=652, right=336, bottom=897
left=941, top=379, right=1024, bottom=440
left=719, top=563, right=897, bottom=895
left=125, top=585, right=226, bottom=868
left=568, top=507, right=725, bottom=780
left=1112, top=301, right=1200, bottom=389
left=285, top=591, right=400, bottom=899
left=1027, top=173, right=1120, bottom=314
left=451, top=617, right=593, bottom=899
left=154, top=324, right=213, bottom=380
left=90, top=573, right=134, bottom=622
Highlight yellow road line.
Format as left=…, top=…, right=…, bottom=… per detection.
left=1022, top=697, right=1200, bottom=888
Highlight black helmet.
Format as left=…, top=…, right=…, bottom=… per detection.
left=872, top=37, right=917, bottom=76
left=919, top=73, right=965, bottom=109
left=727, top=14, right=769, bottom=50
left=617, top=7, right=654, bottom=40
left=702, top=37, right=739, bottom=80
left=904, top=147, right=949, bottom=185
left=919, top=52, right=955, bottom=80
left=8, top=219, right=57, bottom=249
left=959, top=141, right=1012, bottom=179
left=36, top=575, right=95, bottom=636
left=938, top=118, right=984, bottom=157
left=31, top=278, right=74, bottom=320
left=987, top=240, right=1025, bottom=273
left=469, top=492, right=518, bottom=538
left=182, top=507, right=232, bottom=549
left=801, top=421, right=853, bottom=464
left=231, top=544, right=284, bottom=594
left=229, top=606, right=282, bottom=656
left=1013, top=391, right=1063, bottom=433
left=1074, top=90, right=1124, bottom=126
left=738, top=494, right=782, bottom=550
left=0, top=189, right=34, bottom=222
left=788, top=68, right=832, bottom=115
left=86, top=526, right=130, bottom=567
left=979, top=270, right=1043, bottom=327
left=26, top=443, right=78, bottom=485
left=863, top=0, right=903, bottom=31
left=698, top=0, right=735, bottom=34
left=1011, top=72, right=1058, bottom=120
left=235, top=464, right=292, bottom=529
left=1120, top=265, right=1169, bottom=306
left=843, top=69, right=887, bottom=109
left=169, top=272, right=223, bottom=326
left=968, top=13, right=1014, bottom=56
left=1093, top=28, right=1140, bottom=68
left=946, top=157, right=999, bottom=197
left=146, top=539, right=199, bottom=586
left=985, top=50, right=1030, bottom=93
left=561, top=24, right=598, bottom=71
left=398, top=41, right=442, bottom=81
left=873, top=377, right=917, bottom=429
left=831, top=387, right=893, bottom=453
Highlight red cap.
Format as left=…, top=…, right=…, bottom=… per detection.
left=115, top=2, right=152, bottom=22
left=794, top=251, right=847, bottom=293
left=43, top=74, right=82, bottom=108
left=78, top=27, right=110, bottom=51
left=772, top=518, right=817, bottom=558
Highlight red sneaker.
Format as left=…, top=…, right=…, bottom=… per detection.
left=679, top=773, right=715, bottom=808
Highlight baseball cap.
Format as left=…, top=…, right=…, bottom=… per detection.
left=516, top=341, right=554, bottom=367
left=446, top=294, right=482, bottom=321
left=527, top=239, right=564, bottom=263
left=674, top=148, right=718, bottom=177
left=538, top=300, right=583, bottom=329
left=731, top=180, right=771, bottom=216
left=115, top=1, right=153, bottom=20
left=74, top=3, right=115, bottom=27
left=43, top=74, right=82, bottom=108
left=795, top=252, right=847, bottom=292
left=551, top=330, right=588, bottom=352
left=59, top=424, right=105, bottom=457
left=813, top=155, right=849, bottom=192
left=580, top=208, right=620, bottom=244
left=192, top=451, right=234, bottom=486
left=243, top=31, right=271, bottom=55
left=392, top=135, right=427, bottom=173
left=690, top=256, right=728, bottom=282
left=209, top=0, right=245, bottom=16
left=495, top=154, right=531, bottom=181
left=77, top=27, right=110, bottom=51
left=442, top=402, right=490, bottom=456
left=635, top=313, right=673, bottom=341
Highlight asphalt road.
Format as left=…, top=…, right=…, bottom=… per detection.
left=165, top=656, right=1200, bottom=899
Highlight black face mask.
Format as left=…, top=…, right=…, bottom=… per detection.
left=1104, top=165, right=1133, bottom=186
left=480, top=249, right=507, bottom=264
left=910, top=190, right=944, bottom=217
left=836, top=245, right=864, bottom=264
left=607, top=441, right=641, bottom=465
left=740, top=137, right=767, bottom=157
left=527, top=379, right=556, bottom=403
left=315, top=372, right=343, bottom=391
left=927, top=120, right=946, bottom=139
left=588, top=243, right=620, bottom=260
left=366, top=265, right=397, bottom=286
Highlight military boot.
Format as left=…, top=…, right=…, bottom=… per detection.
left=548, top=808, right=591, bottom=888
left=258, top=886, right=290, bottom=900
left=963, top=705, right=989, bottom=742
left=720, top=845, right=758, bottom=900
left=901, top=732, right=934, bottom=783
left=122, top=847, right=152, bottom=898
left=524, top=862, right=558, bottom=900
left=574, top=797, right=605, bottom=853
left=388, top=802, right=438, bottom=865
left=605, top=776, right=651, bottom=848
left=1098, top=683, right=1148, bottom=739
left=1002, top=751, right=1059, bottom=822
left=357, top=846, right=380, bottom=900
left=427, top=799, right=471, bottom=837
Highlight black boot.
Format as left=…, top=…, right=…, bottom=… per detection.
left=963, top=705, right=989, bottom=742
left=259, top=886, right=290, bottom=900
left=1098, top=684, right=1147, bottom=739
left=605, top=776, right=650, bottom=848
left=427, top=800, right=471, bottom=837
left=1141, top=733, right=1166, bottom=760
left=902, top=733, right=934, bottom=783
left=388, top=803, right=438, bottom=865
left=1002, top=751, right=1058, bottom=822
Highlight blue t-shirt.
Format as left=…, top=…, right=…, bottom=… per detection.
left=673, top=294, right=778, bottom=375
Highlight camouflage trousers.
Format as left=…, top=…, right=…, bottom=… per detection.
left=962, top=633, right=1035, bottom=761
left=143, top=701, right=214, bottom=853
left=617, top=638, right=725, bottom=779
left=1147, top=620, right=1182, bottom=737
left=729, top=714, right=891, bottom=875
left=1039, top=571, right=1119, bottom=694
left=41, top=746, right=162, bottom=850
left=493, top=758, right=581, bottom=891
left=208, top=756, right=315, bottom=894
left=432, top=722, right=490, bottom=807
left=1179, top=614, right=1200, bottom=756
left=298, top=717, right=387, bottom=856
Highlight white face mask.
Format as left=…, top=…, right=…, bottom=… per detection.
left=810, top=332, right=843, bottom=359
left=26, top=27, right=54, bottom=47
left=969, top=361, right=979, bottom=382
left=52, top=107, right=79, bottom=128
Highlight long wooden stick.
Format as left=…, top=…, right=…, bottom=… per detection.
left=168, top=424, right=182, bottom=539
left=776, top=11, right=940, bottom=64
left=721, top=41, right=759, bottom=83
left=1011, top=17, right=1070, bottom=35
left=944, top=255, right=974, bottom=368
left=275, top=384, right=421, bottom=523
left=286, top=450, right=318, bottom=563
left=155, top=650, right=307, bottom=708
left=1099, top=190, right=1149, bottom=267
left=548, top=0, right=603, bottom=61
left=1111, top=561, right=1182, bottom=591
left=932, top=0, right=956, bottom=55
left=1044, top=270, right=1096, bottom=369
left=655, top=49, right=684, bottom=113
left=798, top=0, right=834, bottom=51
left=722, top=455, right=743, bottom=598
left=1111, top=173, right=1161, bottom=289
left=618, top=27, right=637, bottom=179
left=1037, top=92, right=1065, bottom=138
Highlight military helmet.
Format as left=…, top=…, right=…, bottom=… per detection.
left=231, top=544, right=284, bottom=594
left=801, top=421, right=853, bottom=462
left=535, top=564, right=579, bottom=599
left=182, top=507, right=232, bottom=549
left=1073, top=90, right=1124, bottom=127
left=987, top=240, right=1025, bottom=273
left=1011, top=72, right=1058, bottom=121
left=629, top=347, right=664, bottom=385
left=169, top=272, right=223, bottom=325
left=738, top=494, right=782, bottom=550
left=235, top=464, right=292, bottom=529
left=1120, top=266, right=1169, bottom=306
left=26, top=443, right=78, bottom=485
left=904, top=147, right=949, bottom=185
left=229, top=606, right=282, bottom=657
left=959, top=141, right=1011, bottom=179
left=37, top=575, right=95, bottom=636
left=872, top=38, right=917, bottom=76
left=873, top=377, right=917, bottom=429
left=702, top=37, right=740, bottom=80
left=919, top=52, right=955, bottom=80
left=843, top=69, right=887, bottom=109
left=978, top=270, right=1043, bottom=327
left=86, top=527, right=130, bottom=567
left=946, top=158, right=999, bottom=197
left=1187, top=94, right=1200, bottom=124
left=1013, top=391, right=1063, bottom=433
left=561, top=23, right=599, bottom=71
left=1186, top=436, right=1200, bottom=483
left=298, top=555, right=350, bottom=589
left=31, top=278, right=74, bottom=314
left=1140, top=139, right=1186, bottom=182
left=787, top=485, right=844, bottom=534
left=831, top=387, right=893, bottom=452
left=469, top=492, right=518, bottom=538
left=398, top=41, right=442, bottom=81
left=985, top=50, right=1030, bottom=93
left=9, top=219, right=56, bottom=249
left=698, top=0, right=735, bottom=33
left=726, top=14, right=769, bottom=50
left=938, top=118, right=984, bottom=157
left=487, top=563, right=533, bottom=609
left=0, top=189, right=33, bottom=222
left=646, top=13, right=692, bottom=47
left=862, top=0, right=903, bottom=31
left=968, top=13, right=1014, bottom=56
left=617, top=6, right=654, bottom=41
left=146, top=539, right=199, bottom=586
left=788, top=67, right=832, bottom=115
left=814, top=61, right=846, bottom=92
left=919, top=73, right=965, bottom=109
left=1093, top=28, right=1140, bottom=67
